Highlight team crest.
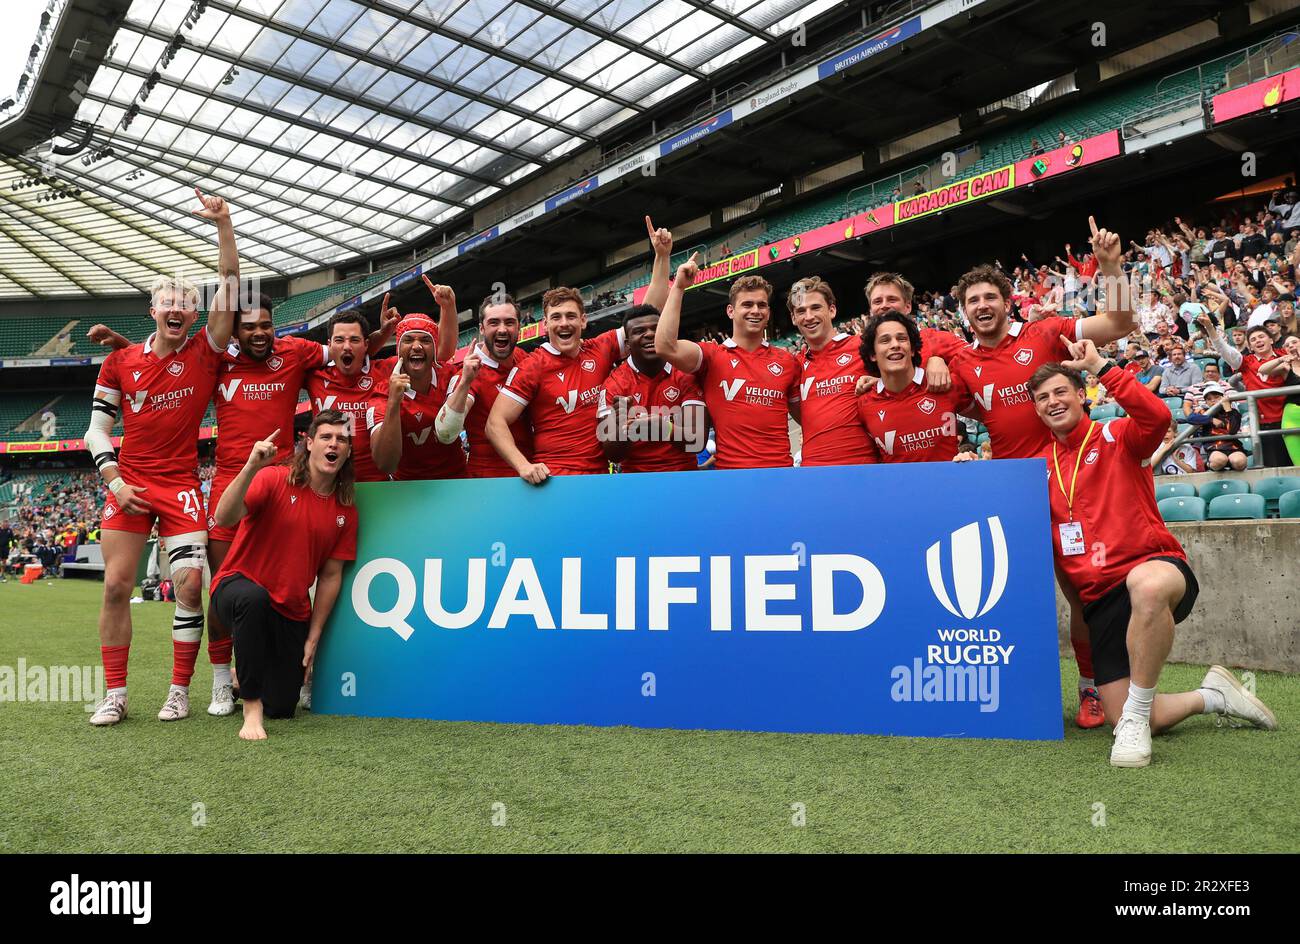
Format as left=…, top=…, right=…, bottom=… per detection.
left=1085, top=448, right=1100, bottom=465
left=359, top=376, right=373, bottom=391
left=207, top=515, right=215, bottom=530
left=767, top=363, right=783, bottom=376
left=664, top=387, right=680, bottom=402
left=581, top=358, right=596, bottom=372
left=836, top=353, right=853, bottom=366
left=1014, top=348, right=1034, bottom=366
left=266, top=355, right=283, bottom=371
left=167, top=361, right=184, bottom=377
left=104, top=506, right=115, bottom=520
left=336, top=515, right=345, bottom=528
left=918, top=397, right=936, bottom=415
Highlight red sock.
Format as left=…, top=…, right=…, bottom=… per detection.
left=1071, top=638, right=1094, bottom=682
left=101, top=644, right=129, bottom=690
left=171, top=640, right=201, bottom=687
left=208, top=636, right=232, bottom=666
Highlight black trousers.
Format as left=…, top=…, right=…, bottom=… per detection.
left=1259, top=423, right=1288, bottom=468
left=213, top=574, right=308, bottom=719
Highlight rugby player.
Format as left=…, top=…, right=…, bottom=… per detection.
left=211, top=412, right=358, bottom=740
left=486, top=287, right=627, bottom=482
left=1032, top=338, right=1276, bottom=767
left=653, top=254, right=801, bottom=468
left=864, top=271, right=965, bottom=388
left=596, top=304, right=706, bottom=472
left=946, top=216, right=1138, bottom=729
left=856, top=311, right=972, bottom=462
left=85, top=189, right=235, bottom=726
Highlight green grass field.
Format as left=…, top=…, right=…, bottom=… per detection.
left=1, top=578, right=1296, bottom=853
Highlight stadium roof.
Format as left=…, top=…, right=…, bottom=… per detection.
left=0, top=0, right=842, bottom=299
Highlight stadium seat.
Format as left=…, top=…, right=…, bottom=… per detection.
left=1155, top=482, right=1196, bottom=501
left=1158, top=496, right=1206, bottom=522
left=1089, top=404, right=1121, bottom=420
left=1279, top=490, right=1300, bottom=519
left=1250, top=477, right=1300, bottom=517
left=1207, top=494, right=1266, bottom=520
left=1198, top=479, right=1249, bottom=499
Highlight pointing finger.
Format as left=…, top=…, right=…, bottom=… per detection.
left=392, top=357, right=403, bottom=376
left=687, top=251, right=700, bottom=266
left=381, top=293, right=390, bottom=315
left=1088, top=215, right=1099, bottom=237
left=645, top=215, right=655, bottom=239
left=267, top=428, right=280, bottom=442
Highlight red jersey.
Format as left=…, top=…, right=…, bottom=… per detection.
left=1241, top=352, right=1286, bottom=423
left=796, top=333, right=874, bottom=466
left=304, top=358, right=385, bottom=482
left=596, top=359, right=705, bottom=473
left=500, top=329, right=625, bottom=475
left=949, top=316, right=1084, bottom=459
left=212, top=465, right=358, bottom=621
left=214, top=335, right=326, bottom=474
left=1043, top=364, right=1185, bottom=605
left=365, top=366, right=467, bottom=480
left=693, top=339, right=799, bottom=469
left=94, top=327, right=224, bottom=480
left=447, top=345, right=534, bottom=478
left=920, top=326, right=966, bottom=363
left=856, top=367, right=971, bottom=462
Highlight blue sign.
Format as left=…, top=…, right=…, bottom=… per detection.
left=313, top=461, right=1063, bottom=739
left=458, top=226, right=500, bottom=254
left=817, top=15, right=922, bottom=80
left=390, top=266, right=420, bottom=286
left=274, top=321, right=308, bottom=337
left=660, top=110, right=734, bottom=156
left=544, top=177, right=598, bottom=213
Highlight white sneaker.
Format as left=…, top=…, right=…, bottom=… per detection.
left=89, top=692, right=128, bottom=726
left=298, top=683, right=312, bottom=712
left=157, top=687, right=189, bottom=721
left=1201, top=665, right=1277, bottom=730
left=208, top=683, right=235, bottom=717
left=1110, top=713, right=1152, bottom=768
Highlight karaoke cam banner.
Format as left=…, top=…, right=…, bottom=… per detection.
left=313, top=460, right=1063, bottom=740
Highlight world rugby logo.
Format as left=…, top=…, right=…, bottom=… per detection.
left=926, top=517, right=1009, bottom=620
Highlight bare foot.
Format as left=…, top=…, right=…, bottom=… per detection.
left=238, top=721, right=267, bottom=740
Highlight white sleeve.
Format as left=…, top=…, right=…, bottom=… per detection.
left=86, top=385, right=121, bottom=474
left=1212, top=331, right=1242, bottom=370
left=434, top=403, right=467, bottom=444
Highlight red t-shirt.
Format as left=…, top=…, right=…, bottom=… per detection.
left=365, top=365, right=467, bottom=480
left=304, top=358, right=385, bottom=482
left=1241, top=351, right=1287, bottom=423
left=500, top=330, right=624, bottom=474
left=212, top=465, right=359, bottom=621
left=94, top=327, right=225, bottom=480
left=596, top=359, right=705, bottom=473
left=214, top=335, right=326, bottom=475
left=796, top=333, right=874, bottom=466
left=693, top=339, right=800, bottom=469
left=919, top=327, right=966, bottom=363
left=447, top=346, right=534, bottom=478
left=856, top=367, right=972, bottom=462
left=949, top=316, right=1084, bottom=459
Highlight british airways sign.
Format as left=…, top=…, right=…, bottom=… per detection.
left=314, top=461, right=1062, bottom=739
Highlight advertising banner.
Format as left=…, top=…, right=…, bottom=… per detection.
left=1012, top=130, right=1122, bottom=185
left=894, top=164, right=1015, bottom=223
left=313, top=461, right=1063, bottom=740
left=1212, top=67, right=1300, bottom=125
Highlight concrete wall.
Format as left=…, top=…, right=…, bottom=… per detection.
left=1056, top=520, right=1300, bottom=672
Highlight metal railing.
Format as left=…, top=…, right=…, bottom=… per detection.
left=1166, top=385, right=1300, bottom=461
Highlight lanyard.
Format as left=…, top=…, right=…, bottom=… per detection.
left=1052, top=421, right=1096, bottom=519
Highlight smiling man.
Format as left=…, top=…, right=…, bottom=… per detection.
left=1030, top=338, right=1275, bottom=767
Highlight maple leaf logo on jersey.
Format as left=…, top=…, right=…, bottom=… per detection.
left=266, top=355, right=284, bottom=371
left=207, top=516, right=215, bottom=530
left=664, top=387, right=680, bottom=402
left=104, top=506, right=115, bottom=520
left=359, top=377, right=373, bottom=391
left=336, top=515, right=345, bottom=528
left=1085, top=448, right=1100, bottom=465
left=767, top=363, right=784, bottom=376
left=581, top=358, right=596, bottom=372
left=836, top=353, right=853, bottom=366
left=167, top=361, right=184, bottom=377
left=1014, top=348, right=1033, bottom=366
left=918, top=397, right=937, bottom=415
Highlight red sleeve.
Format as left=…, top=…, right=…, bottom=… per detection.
left=1096, top=363, right=1171, bottom=458
left=502, top=355, right=541, bottom=406
left=283, top=335, right=327, bottom=370
left=96, top=351, right=121, bottom=393
left=1039, top=316, right=1082, bottom=354
left=677, top=371, right=705, bottom=405
left=597, top=368, right=628, bottom=418
left=330, top=505, right=358, bottom=562
left=594, top=328, right=626, bottom=365
left=371, top=355, right=397, bottom=376
left=694, top=341, right=717, bottom=383
left=920, top=327, right=965, bottom=362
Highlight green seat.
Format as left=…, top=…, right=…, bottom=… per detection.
left=1250, top=477, right=1300, bottom=517
left=1156, top=482, right=1196, bottom=501
left=1089, top=404, right=1121, bottom=420
left=1163, top=397, right=1184, bottom=410
left=1279, top=490, right=1300, bottom=518
left=1198, top=479, right=1249, bottom=499
left=1159, top=496, right=1206, bottom=521
left=1207, top=493, right=1265, bottom=520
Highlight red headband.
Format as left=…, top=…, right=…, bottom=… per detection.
left=396, top=313, right=437, bottom=343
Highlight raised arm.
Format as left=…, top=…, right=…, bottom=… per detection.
left=369, top=359, right=408, bottom=475
left=653, top=253, right=704, bottom=372
left=191, top=188, right=236, bottom=348
left=643, top=215, right=674, bottom=312
left=1079, top=215, right=1136, bottom=345
left=422, top=276, right=460, bottom=363
left=436, top=351, right=479, bottom=444
left=366, top=293, right=399, bottom=356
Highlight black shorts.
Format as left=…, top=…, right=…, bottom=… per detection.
left=1082, top=556, right=1200, bottom=686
